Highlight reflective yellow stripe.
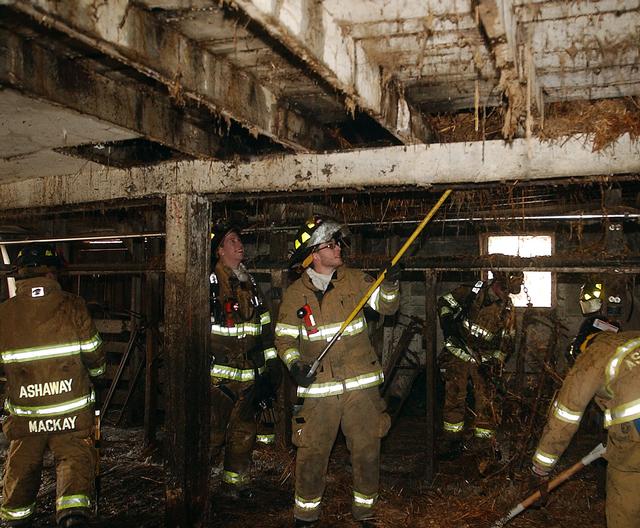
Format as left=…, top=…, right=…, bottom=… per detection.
left=552, top=400, right=583, bottom=424
left=223, top=470, right=249, bottom=486
left=256, top=434, right=275, bottom=445
left=380, top=288, right=399, bottom=302
left=353, top=491, right=378, bottom=507
left=462, top=319, right=494, bottom=342
left=443, top=420, right=464, bottom=433
left=444, top=337, right=475, bottom=363
left=533, top=449, right=558, bottom=468
left=275, top=323, right=300, bottom=339
left=88, top=362, right=106, bottom=377
left=606, top=338, right=640, bottom=395
left=604, top=397, right=640, bottom=428
left=295, top=495, right=322, bottom=510
left=211, top=322, right=262, bottom=338
left=263, top=348, right=278, bottom=361
left=5, top=391, right=94, bottom=417
left=474, top=427, right=494, bottom=438
left=297, top=370, right=384, bottom=398
left=368, top=287, right=381, bottom=310
left=1, top=334, right=102, bottom=364
left=0, top=503, right=35, bottom=520
left=210, top=364, right=260, bottom=382
left=441, top=293, right=460, bottom=309
left=283, top=349, right=301, bottom=368
left=302, top=316, right=366, bottom=342
left=56, top=494, right=91, bottom=511
left=260, top=312, right=271, bottom=325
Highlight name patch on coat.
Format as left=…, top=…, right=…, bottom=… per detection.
left=28, top=416, right=77, bottom=433
left=19, top=378, right=73, bottom=398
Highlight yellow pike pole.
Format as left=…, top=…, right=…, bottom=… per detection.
left=307, top=189, right=453, bottom=377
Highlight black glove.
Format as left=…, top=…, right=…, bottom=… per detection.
left=247, top=346, right=266, bottom=368
left=381, top=263, right=402, bottom=283
left=253, top=374, right=276, bottom=411
left=290, top=361, right=316, bottom=388
left=439, top=314, right=459, bottom=339
left=263, top=358, right=282, bottom=388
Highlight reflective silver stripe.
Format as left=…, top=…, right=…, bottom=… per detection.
left=260, top=312, right=271, bottom=325
left=295, top=495, right=322, bottom=510
left=256, top=434, right=275, bottom=445
left=474, top=427, right=494, bottom=438
left=353, top=491, right=377, bottom=507
left=443, top=421, right=464, bottom=433
left=263, top=348, right=278, bottom=361
left=275, top=323, right=300, bottom=338
left=533, top=449, right=558, bottom=468
left=211, top=322, right=262, bottom=338
left=604, top=397, right=640, bottom=428
left=88, top=362, right=106, bottom=377
left=283, top=349, right=301, bottom=368
left=368, top=287, right=381, bottom=310
left=462, top=319, right=494, bottom=342
left=223, top=470, right=249, bottom=486
left=368, top=285, right=399, bottom=310
left=552, top=400, right=583, bottom=424
left=301, top=317, right=366, bottom=342
left=56, top=494, right=91, bottom=511
left=210, top=364, right=257, bottom=382
left=5, top=391, right=94, bottom=417
left=0, top=503, right=35, bottom=520
left=380, top=287, right=399, bottom=302
left=606, top=337, right=640, bottom=394
left=297, top=369, right=384, bottom=398
left=444, top=338, right=475, bottom=363
left=441, top=293, right=460, bottom=309
left=1, top=333, right=102, bottom=364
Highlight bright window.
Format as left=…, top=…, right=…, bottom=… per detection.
left=486, top=235, right=553, bottom=308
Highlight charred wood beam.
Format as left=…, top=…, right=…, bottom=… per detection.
left=423, top=271, right=438, bottom=483
left=163, top=193, right=210, bottom=527
left=0, top=28, right=222, bottom=158
left=6, top=0, right=327, bottom=152
left=1, top=135, right=639, bottom=210
left=228, top=0, right=433, bottom=144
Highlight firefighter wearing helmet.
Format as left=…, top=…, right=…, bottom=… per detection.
left=532, top=303, right=640, bottom=527
left=275, top=216, right=400, bottom=526
left=437, top=270, right=523, bottom=460
left=0, top=244, right=105, bottom=528
left=208, top=223, right=282, bottom=499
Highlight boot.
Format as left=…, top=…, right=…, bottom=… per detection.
left=438, top=437, right=464, bottom=460
left=58, top=514, right=89, bottom=528
left=294, top=519, right=317, bottom=527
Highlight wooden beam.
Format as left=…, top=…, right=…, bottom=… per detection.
left=228, top=0, right=432, bottom=143
left=423, top=270, right=438, bottom=483
left=1, top=134, right=638, bottom=209
left=7, top=0, right=326, bottom=152
left=0, top=28, right=222, bottom=158
left=163, top=193, right=210, bottom=527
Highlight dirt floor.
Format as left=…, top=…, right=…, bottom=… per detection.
left=1, top=413, right=607, bottom=528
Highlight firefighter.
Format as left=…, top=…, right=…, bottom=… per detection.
left=0, top=244, right=105, bottom=528
left=531, top=320, right=640, bottom=528
left=275, top=216, right=400, bottom=527
left=209, top=223, right=281, bottom=499
left=437, top=270, right=523, bottom=458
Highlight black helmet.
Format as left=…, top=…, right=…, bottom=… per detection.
left=579, top=280, right=604, bottom=316
left=16, top=243, right=62, bottom=271
left=567, top=315, right=620, bottom=364
left=210, top=222, right=240, bottom=263
left=288, top=216, right=349, bottom=269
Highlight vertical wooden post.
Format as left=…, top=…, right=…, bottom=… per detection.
left=164, top=194, right=211, bottom=527
left=423, top=270, right=438, bottom=483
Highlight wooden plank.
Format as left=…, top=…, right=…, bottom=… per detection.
left=423, top=270, right=438, bottom=483
left=164, top=193, right=211, bottom=527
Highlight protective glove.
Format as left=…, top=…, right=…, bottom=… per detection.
left=263, top=358, right=282, bottom=388
left=290, top=361, right=316, bottom=388
left=247, top=346, right=266, bottom=368
left=252, top=374, right=276, bottom=411
left=381, top=262, right=402, bottom=283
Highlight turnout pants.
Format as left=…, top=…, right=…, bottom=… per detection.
left=1, top=428, right=96, bottom=525
left=210, top=381, right=257, bottom=488
left=440, top=352, right=496, bottom=438
left=292, top=387, right=391, bottom=522
left=606, top=465, right=640, bottom=528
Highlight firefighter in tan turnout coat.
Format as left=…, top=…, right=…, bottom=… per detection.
left=437, top=271, right=523, bottom=457
left=209, top=223, right=281, bottom=498
left=275, top=216, right=400, bottom=526
left=532, top=321, right=640, bottom=528
left=0, top=244, right=105, bottom=528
